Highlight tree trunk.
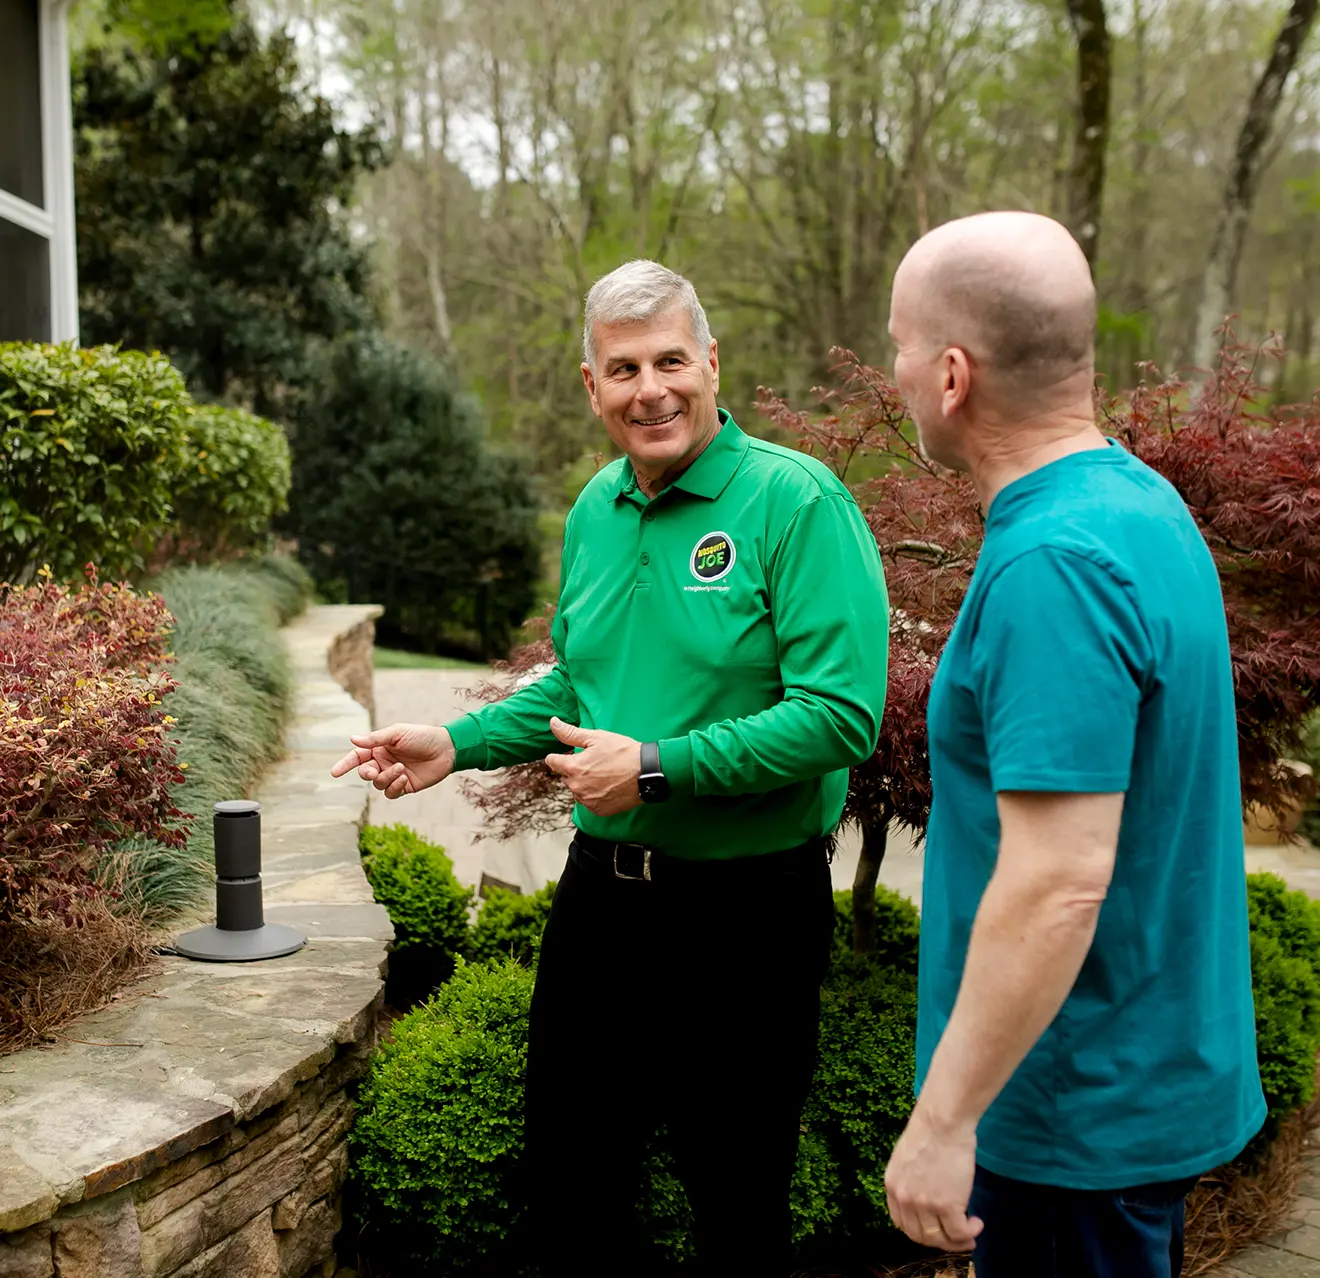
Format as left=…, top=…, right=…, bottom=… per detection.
left=851, top=815, right=889, bottom=956
left=1064, top=0, right=1112, bottom=272
left=1194, top=0, right=1319, bottom=371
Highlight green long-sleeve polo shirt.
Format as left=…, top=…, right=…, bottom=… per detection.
left=444, top=411, right=890, bottom=860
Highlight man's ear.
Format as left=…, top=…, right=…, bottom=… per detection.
left=708, top=339, right=720, bottom=395
left=581, top=362, right=602, bottom=418
left=941, top=347, right=973, bottom=417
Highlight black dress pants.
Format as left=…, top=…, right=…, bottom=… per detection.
left=521, top=837, right=836, bottom=1278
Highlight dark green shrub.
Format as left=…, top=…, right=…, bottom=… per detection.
left=796, top=958, right=918, bottom=1253
left=1247, top=872, right=1320, bottom=1137
left=348, top=907, right=922, bottom=1274
left=350, top=960, right=535, bottom=1274
left=168, top=403, right=292, bottom=562
left=831, top=886, right=921, bottom=972
left=288, top=335, right=541, bottom=658
left=466, top=882, right=556, bottom=967
left=0, top=342, right=191, bottom=582
left=360, top=824, right=474, bottom=995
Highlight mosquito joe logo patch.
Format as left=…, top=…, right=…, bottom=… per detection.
left=690, top=530, right=736, bottom=582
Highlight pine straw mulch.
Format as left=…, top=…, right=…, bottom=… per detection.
left=0, top=896, right=155, bottom=1057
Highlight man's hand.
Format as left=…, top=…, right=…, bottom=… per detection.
left=544, top=716, right=644, bottom=816
left=884, top=1104, right=983, bottom=1254
left=330, top=723, right=456, bottom=799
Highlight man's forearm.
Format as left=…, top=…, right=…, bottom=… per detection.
left=446, top=664, right=580, bottom=771
left=915, top=863, right=1104, bottom=1136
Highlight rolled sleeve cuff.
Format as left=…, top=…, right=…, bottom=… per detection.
left=443, top=714, right=489, bottom=772
left=658, top=735, right=696, bottom=796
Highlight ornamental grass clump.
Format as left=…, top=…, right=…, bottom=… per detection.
left=0, top=566, right=187, bottom=1053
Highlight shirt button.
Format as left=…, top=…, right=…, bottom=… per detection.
left=643, top=510, right=655, bottom=522
left=641, top=553, right=651, bottom=566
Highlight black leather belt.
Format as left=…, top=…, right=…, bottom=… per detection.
left=569, top=829, right=829, bottom=883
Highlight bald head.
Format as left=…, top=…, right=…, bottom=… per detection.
left=893, top=212, right=1096, bottom=396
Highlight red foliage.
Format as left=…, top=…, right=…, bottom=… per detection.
left=0, top=566, right=188, bottom=923
left=468, top=341, right=1320, bottom=840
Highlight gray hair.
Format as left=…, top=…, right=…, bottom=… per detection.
left=582, top=260, right=713, bottom=370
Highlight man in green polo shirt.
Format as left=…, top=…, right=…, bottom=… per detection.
left=331, top=259, right=890, bottom=1276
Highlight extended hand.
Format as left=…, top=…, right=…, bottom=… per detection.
left=330, top=723, right=456, bottom=799
left=544, top=717, right=644, bottom=816
left=884, top=1105, right=983, bottom=1254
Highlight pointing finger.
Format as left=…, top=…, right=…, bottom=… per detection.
left=330, top=746, right=371, bottom=778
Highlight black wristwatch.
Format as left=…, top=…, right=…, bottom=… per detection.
left=638, top=741, right=670, bottom=803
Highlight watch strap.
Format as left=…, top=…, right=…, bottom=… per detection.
left=640, top=740, right=662, bottom=777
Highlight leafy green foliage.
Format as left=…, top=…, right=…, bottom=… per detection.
left=798, top=959, right=918, bottom=1251
left=0, top=343, right=191, bottom=582
left=360, top=825, right=474, bottom=993
left=349, top=960, right=536, bottom=1273
left=73, top=20, right=382, bottom=419
left=466, top=882, right=556, bottom=967
left=1246, top=872, right=1320, bottom=1140
left=289, top=335, right=540, bottom=658
left=113, top=559, right=304, bottom=919
left=349, top=871, right=1320, bottom=1271
left=350, top=888, right=922, bottom=1273
left=831, top=886, right=921, bottom=972
left=167, top=404, right=292, bottom=565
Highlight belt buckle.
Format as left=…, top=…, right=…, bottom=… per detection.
left=612, top=843, right=652, bottom=882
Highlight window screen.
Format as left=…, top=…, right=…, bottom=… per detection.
left=0, top=0, right=44, bottom=207
left=0, top=219, right=51, bottom=341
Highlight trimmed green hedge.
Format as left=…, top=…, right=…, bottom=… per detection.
left=350, top=961, right=536, bottom=1274
left=0, top=342, right=190, bottom=581
left=360, top=825, right=474, bottom=993
left=110, top=555, right=312, bottom=920
left=0, top=342, right=293, bottom=582
left=1246, top=872, right=1320, bottom=1141
left=466, top=882, right=556, bottom=968
left=350, top=885, right=924, bottom=1274
left=351, top=868, right=1320, bottom=1273
left=171, top=403, right=292, bottom=562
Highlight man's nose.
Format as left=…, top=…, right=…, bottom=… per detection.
left=635, top=365, right=665, bottom=402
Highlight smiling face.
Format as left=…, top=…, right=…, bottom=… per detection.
left=581, top=305, right=721, bottom=488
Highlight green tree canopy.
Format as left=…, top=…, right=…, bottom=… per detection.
left=73, top=19, right=383, bottom=418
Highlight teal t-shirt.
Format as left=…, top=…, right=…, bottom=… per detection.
left=917, top=441, right=1265, bottom=1189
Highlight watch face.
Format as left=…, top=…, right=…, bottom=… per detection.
left=640, top=773, right=670, bottom=803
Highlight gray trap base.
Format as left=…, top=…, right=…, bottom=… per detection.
left=175, top=922, right=306, bottom=962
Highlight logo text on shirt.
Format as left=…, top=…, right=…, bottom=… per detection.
left=690, top=530, right=736, bottom=582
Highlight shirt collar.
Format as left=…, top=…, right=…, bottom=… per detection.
left=616, top=409, right=749, bottom=502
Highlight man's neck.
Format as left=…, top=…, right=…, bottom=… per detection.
left=968, top=410, right=1108, bottom=511
left=633, top=417, right=723, bottom=499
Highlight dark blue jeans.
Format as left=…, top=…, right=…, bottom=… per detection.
left=968, top=1165, right=1202, bottom=1278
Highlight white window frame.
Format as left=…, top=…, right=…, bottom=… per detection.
left=0, top=0, right=78, bottom=343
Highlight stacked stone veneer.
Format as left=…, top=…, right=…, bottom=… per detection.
left=0, top=605, right=391, bottom=1278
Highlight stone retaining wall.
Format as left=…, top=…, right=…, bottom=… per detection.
left=0, top=605, right=390, bottom=1278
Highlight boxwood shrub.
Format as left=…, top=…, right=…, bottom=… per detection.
left=0, top=342, right=191, bottom=582
left=466, top=882, right=556, bottom=968
left=349, top=873, right=1320, bottom=1274
left=1246, top=872, right=1320, bottom=1140
left=360, top=825, right=474, bottom=998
